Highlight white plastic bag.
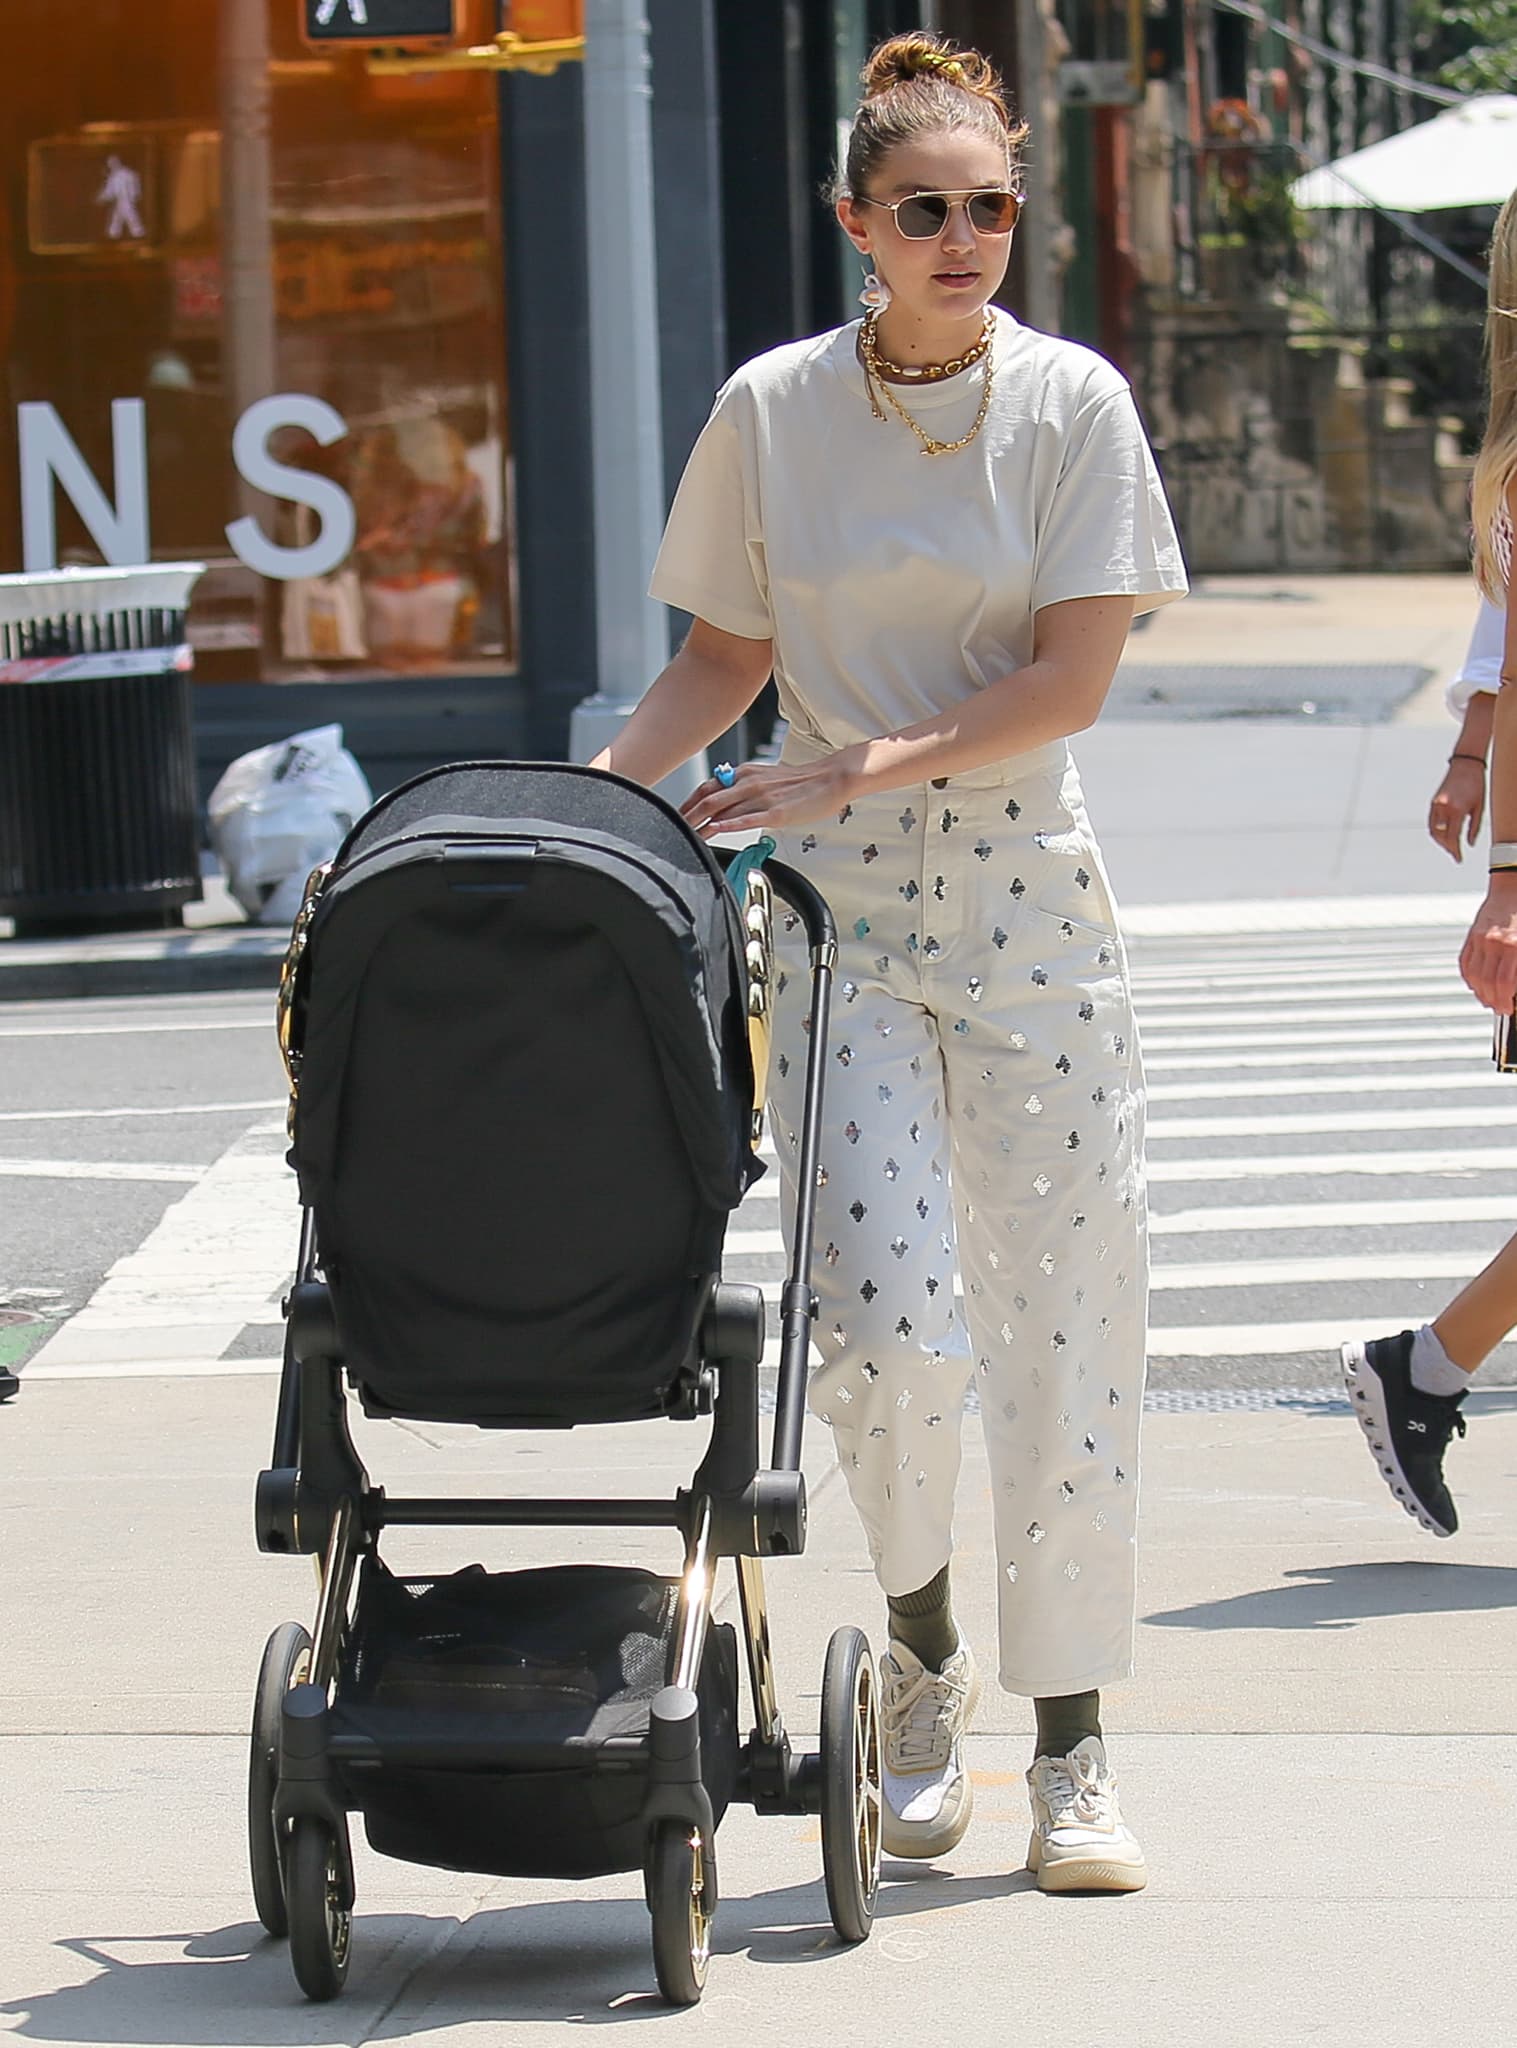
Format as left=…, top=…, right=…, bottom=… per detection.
left=208, top=724, right=371, bottom=926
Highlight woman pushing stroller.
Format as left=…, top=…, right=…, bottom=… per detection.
left=593, top=32, right=1186, bottom=1889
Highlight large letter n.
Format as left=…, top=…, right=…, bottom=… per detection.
left=19, top=399, right=150, bottom=571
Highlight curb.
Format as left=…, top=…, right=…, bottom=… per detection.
left=0, top=933, right=285, bottom=1003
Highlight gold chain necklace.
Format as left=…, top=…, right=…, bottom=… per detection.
left=868, top=318, right=993, bottom=383
left=860, top=310, right=996, bottom=458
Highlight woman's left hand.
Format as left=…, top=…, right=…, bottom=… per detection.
left=680, top=755, right=858, bottom=839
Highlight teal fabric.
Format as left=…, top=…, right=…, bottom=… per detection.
left=723, top=834, right=776, bottom=902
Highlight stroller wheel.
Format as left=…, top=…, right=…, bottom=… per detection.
left=647, top=1821, right=716, bottom=2006
left=247, top=1621, right=311, bottom=1937
left=285, top=1817, right=352, bottom=2001
left=820, top=1625, right=882, bottom=1943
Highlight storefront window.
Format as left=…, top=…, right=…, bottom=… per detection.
left=1, top=0, right=516, bottom=683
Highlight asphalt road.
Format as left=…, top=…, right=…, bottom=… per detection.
left=0, top=991, right=284, bottom=1372
left=4, top=919, right=1511, bottom=1400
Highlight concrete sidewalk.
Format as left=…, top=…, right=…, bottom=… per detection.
left=4, top=1371, right=1514, bottom=2046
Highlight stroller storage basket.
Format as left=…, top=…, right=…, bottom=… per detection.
left=337, top=1561, right=738, bottom=1880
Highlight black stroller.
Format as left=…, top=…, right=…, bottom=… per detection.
left=248, top=762, right=881, bottom=2007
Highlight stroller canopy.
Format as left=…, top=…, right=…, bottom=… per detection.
left=286, top=763, right=760, bottom=1426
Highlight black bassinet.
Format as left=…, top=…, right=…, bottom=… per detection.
left=282, top=762, right=762, bottom=1426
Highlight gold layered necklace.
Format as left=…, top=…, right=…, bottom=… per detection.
left=860, top=308, right=996, bottom=458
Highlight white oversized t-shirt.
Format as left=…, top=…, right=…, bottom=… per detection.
left=650, top=309, right=1189, bottom=755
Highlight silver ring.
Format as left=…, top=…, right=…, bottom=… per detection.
left=714, top=762, right=736, bottom=788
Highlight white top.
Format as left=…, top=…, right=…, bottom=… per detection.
left=649, top=311, right=1188, bottom=756
left=1447, top=595, right=1506, bottom=716
left=1445, top=508, right=1513, bottom=715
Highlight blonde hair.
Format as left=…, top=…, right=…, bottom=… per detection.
left=1472, top=187, right=1517, bottom=601
left=832, top=33, right=1029, bottom=204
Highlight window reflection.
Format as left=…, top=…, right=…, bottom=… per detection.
left=2, top=0, right=515, bottom=682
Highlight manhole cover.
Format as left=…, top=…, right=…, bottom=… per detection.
left=0, top=1308, right=41, bottom=1328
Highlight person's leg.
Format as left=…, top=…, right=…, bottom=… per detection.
left=1340, top=1227, right=1517, bottom=1537
left=1433, top=1227, right=1517, bottom=1369
left=936, top=764, right=1148, bottom=1891
left=886, top=1562, right=958, bottom=1672
left=1033, top=1691, right=1102, bottom=1758
left=938, top=808, right=1146, bottom=1709
left=767, top=802, right=979, bottom=1859
left=767, top=969, right=968, bottom=1601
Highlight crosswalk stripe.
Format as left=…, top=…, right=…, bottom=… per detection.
left=0, top=1098, right=281, bottom=1124
left=1131, top=961, right=1456, bottom=991
left=1145, top=1319, right=1395, bottom=1358
left=1147, top=1251, right=1497, bottom=1289
left=1142, top=1023, right=1485, bottom=1053
left=0, top=1159, right=201, bottom=1183
left=26, top=1358, right=280, bottom=1382
left=1134, top=938, right=1460, bottom=967
left=1147, top=1070, right=1504, bottom=1103
left=1122, top=894, right=1476, bottom=937
left=24, top=1123, right=294, bottom=1373
left=1150, top=1145, right=1517, bottom=1182
left=1132, top=979, right=1457, bottom=1013
left=0, top=1018, right=266, bottom=1040
left=1139, top=999, right=1472, bottom=1031
left=1151, top=1194, right=1515, bottom=1233
left=1149, top=1103, right=1517, bottom=1140
left=1146, top=1043, right=1489, bottom=1073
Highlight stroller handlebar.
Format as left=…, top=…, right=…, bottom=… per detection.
left=714, top=847, right=837, bottom=961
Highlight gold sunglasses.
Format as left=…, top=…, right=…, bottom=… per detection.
left=857, top=187, right=1024, bottom=239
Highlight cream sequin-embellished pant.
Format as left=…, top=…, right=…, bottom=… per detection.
left=768, top=741, right=1147, bottom=1697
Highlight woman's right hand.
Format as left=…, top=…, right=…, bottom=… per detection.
left=1462, top=873, right=1517, bottom=1013
left=1429, top=758, right=1486, bottom=862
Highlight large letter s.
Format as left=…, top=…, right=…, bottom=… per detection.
left=226, top=394, right=356, bottom=581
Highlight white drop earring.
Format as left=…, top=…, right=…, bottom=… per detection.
left=859, top=265, right=891, bottom=311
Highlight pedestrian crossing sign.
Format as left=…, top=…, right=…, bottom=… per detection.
left=302, top=0, right=455, bottom=43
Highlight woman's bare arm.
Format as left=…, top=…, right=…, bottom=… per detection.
left=1461, top=481, right=1517, bottom=1010
left=588, top=617, right=773, bottom=788
left=681, top=594, right=1137, bottom=836
left=838, top=593, right=1136, bottom=798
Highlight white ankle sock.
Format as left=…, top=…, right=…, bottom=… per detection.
left=1408, top=1323, right=1474, bottom=1398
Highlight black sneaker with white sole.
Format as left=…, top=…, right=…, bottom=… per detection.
left=1341, top=1331, right=1467, bottom=1538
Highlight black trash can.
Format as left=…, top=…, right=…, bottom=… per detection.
left=0, top=564, right=207, bottom=935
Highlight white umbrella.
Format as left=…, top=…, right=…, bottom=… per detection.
left=1291, top=94, right=1517, bottom=212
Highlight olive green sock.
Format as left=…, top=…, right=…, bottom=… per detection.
left=1033, top=1690, right=1102, bottom=1760
left=886, top=1565, right=957, bottom=1673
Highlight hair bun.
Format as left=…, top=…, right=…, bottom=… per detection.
left=862, top=32, right=1002, bottom=113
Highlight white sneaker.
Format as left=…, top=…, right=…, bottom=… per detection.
left=1026, top=1736, right=1147, bottom=1892
left=878, top=1638, right=981, bottom=1860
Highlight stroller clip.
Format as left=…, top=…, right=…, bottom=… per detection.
left=248, top=762, right=881, bottom=2007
